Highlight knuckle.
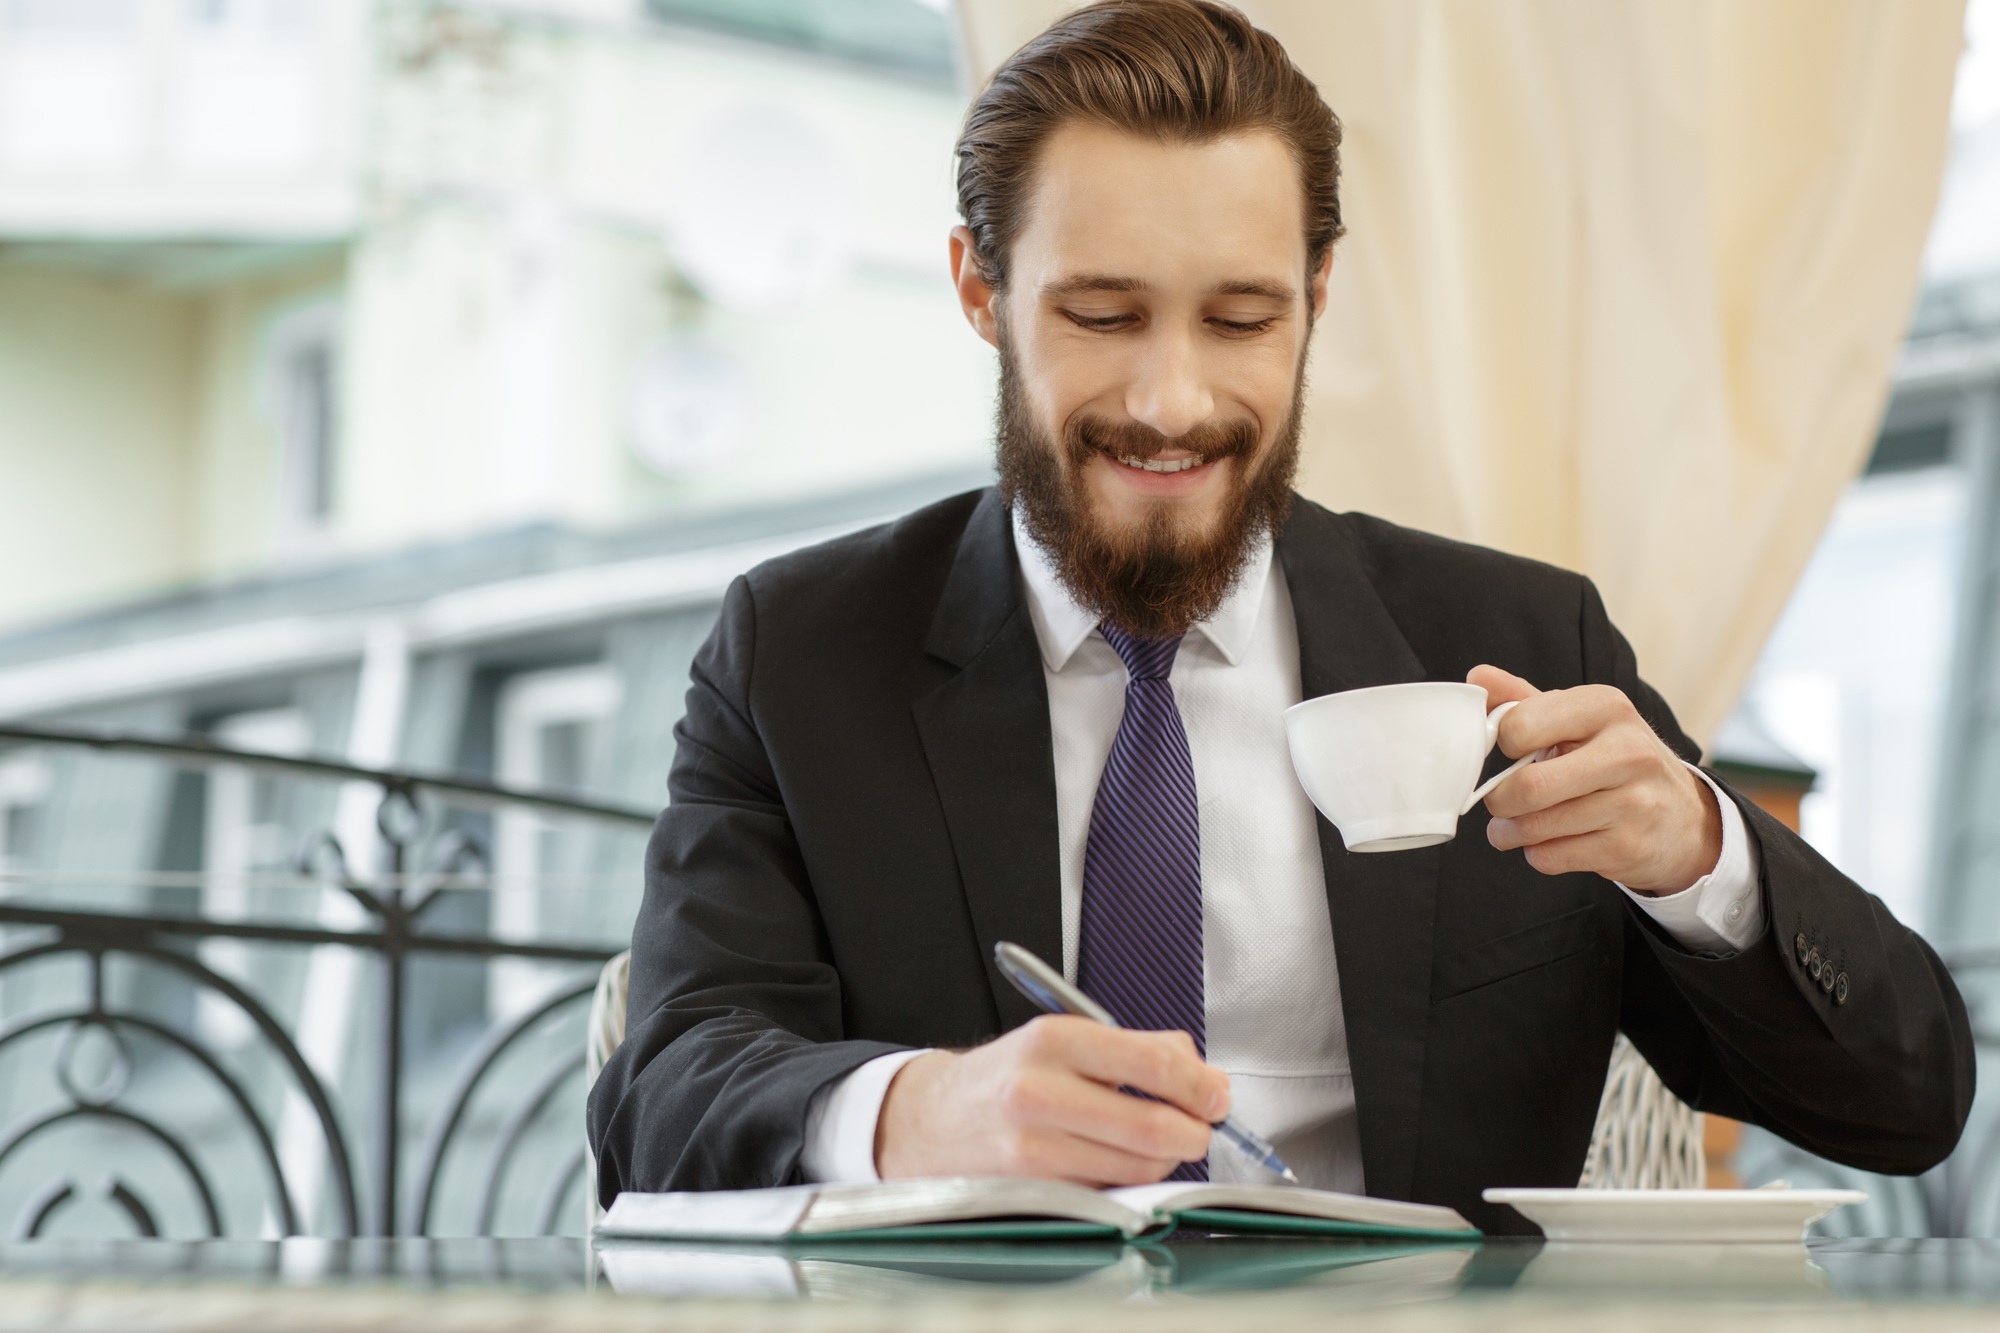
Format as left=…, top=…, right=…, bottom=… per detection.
left=1132, top=1111, right=1189, bottom=1159
left=1018, top=1015, right=1063, bottom=1056
left=998, top=1073, right=1047, bottom=1120
left=1138, top=1045, right=1175, bottom=1091
left=1588, top=684, right=1630, bottom=714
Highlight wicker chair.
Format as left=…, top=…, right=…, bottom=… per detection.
left=584, top=950, right=631, bottom=1230
left=582, top=951, right=1705, bottom=1208
left=1579, top=1033, right=1706, bottom=1189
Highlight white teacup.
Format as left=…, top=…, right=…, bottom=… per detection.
left=1283, top=681, right=1543, bottom=853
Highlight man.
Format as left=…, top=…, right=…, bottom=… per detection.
left=588, top=0, right=1971, bottom=1233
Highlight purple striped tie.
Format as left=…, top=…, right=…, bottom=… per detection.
left=1077, top=622, right=1207, bottom=1182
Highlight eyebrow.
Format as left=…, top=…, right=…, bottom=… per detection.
left=1039, top=273, right=1297, bottom=301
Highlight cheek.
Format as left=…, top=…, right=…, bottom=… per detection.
left=1228, top=343, right=1305, bottom=420
left=1018, top=321, right=1132, bottom=419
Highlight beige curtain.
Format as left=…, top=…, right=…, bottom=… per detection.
left=957, top=0, right=1965, bottom=744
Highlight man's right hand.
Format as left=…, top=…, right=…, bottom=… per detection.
left=873, top=1015, right=1229, bottom=1185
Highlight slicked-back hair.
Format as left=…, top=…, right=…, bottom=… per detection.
left=954, top=0, right=1344, bottom=291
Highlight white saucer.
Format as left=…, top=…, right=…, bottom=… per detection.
left=1482, top=1188, right=1867, bottom=1242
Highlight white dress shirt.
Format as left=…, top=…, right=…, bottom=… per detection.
left=799, top=516, right=1763, bottom=1186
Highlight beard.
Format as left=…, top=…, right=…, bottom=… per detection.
left=995, top=336, right=1305, bottom=641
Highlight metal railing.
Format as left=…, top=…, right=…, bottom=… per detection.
left=0, top=724, right=655, bottom=1240
left=10, top=724, right=2000, bottom=1240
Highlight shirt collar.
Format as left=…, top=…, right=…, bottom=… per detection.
left=1011, top=507, right=1272, bottom=672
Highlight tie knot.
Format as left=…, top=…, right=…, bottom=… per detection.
left=1099, top=621, right=1183, bottom=681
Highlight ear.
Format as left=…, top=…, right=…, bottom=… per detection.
left=950, top=225, right=1001, bottom=349
left=1308, top=245, right=1334, bottom=322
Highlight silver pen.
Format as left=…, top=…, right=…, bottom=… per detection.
left=993, top=940, right=1301, bottom=1186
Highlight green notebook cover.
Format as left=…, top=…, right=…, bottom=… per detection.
left=1169, top=1207, right=1483, bottom=1241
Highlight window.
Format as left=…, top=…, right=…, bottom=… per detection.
left=261, top=302, right=343, bottom=544
left=0, top=753, right=51, bottom=872
left=198, top=707, right=310, bottom=1047
left=489, top=664, right=622, bottom=1020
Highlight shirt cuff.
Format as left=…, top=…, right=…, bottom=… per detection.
left=1616, top=764, right=1764, bottom=955
left=798, top=1049, right=931, bottom=1184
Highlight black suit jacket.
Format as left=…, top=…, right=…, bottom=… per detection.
left=587, top=488, right=1973, bottom=1233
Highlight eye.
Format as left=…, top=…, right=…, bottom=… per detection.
left=1210, top=317, right=1276, bottom=336
left=1063, top=309, right=1138, bottom=331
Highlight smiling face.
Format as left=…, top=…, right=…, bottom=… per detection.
left=952, top=121, right=1331, bottom=638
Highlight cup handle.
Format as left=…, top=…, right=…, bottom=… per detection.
left=1461, top=700, right=1546, bottom=816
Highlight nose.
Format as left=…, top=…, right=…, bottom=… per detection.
left=1123, top=328, right=1214, bottom=443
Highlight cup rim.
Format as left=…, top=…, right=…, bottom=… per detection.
left=1282, top=679, right=1487, bottom=722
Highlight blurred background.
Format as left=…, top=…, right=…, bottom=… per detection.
left=0, top=0, right=1994, bottom=1242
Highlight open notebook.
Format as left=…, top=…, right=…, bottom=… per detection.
left=596, top=1237, right=1480, bottom=1301
left=595, top=1177, right=1477, bottom=1242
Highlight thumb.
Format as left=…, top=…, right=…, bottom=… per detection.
left=1467, top=663, right=1539, bottom=711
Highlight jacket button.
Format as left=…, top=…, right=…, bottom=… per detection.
left=1834, top=973, right=1849, bottom=1004
left=1806, top=947, right=1822, bottom=978
left=1820, top=964, right=1837, bottom=993
left=1795, top=933, right=1810, bottom=964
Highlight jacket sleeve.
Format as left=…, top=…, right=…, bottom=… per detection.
left=1580, top=579, right=1975, bottom=1174
left=585, top=575, right=906, bottom=1200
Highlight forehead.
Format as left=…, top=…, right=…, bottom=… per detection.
left=1011, top=122, right=1308, bottom=287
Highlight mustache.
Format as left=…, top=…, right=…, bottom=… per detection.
left=1068, top=415, right=1261, bottom=467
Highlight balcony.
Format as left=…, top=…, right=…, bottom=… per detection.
left=0, top=722, right=647, bottom=1238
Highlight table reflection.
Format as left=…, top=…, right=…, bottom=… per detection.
left=5, top=1235, right=2000, bottom=1312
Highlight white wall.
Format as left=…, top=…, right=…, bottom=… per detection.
left=337, top=12, right=995, bottom=550
left=0, top=10, right=998, bottom=626
left=0, top=265, right=200, bottom=626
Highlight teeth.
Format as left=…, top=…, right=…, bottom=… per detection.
left=1117, top=455, right=1201, bottom=473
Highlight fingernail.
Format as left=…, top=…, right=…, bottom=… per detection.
left=1488, top=818, right=1517, bottom=849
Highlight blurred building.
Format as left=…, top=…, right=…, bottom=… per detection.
left=0, top=0, right=990, bottom=1238
left=0, top=0, right=993, bottom=939
left=0, top=0, right=991, bottom=630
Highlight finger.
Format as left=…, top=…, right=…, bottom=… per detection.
left=1487, top=787, right=1625, bottom=851
left=1055, top=1024, right=1230, bottom=1123
left=1480, top=741, right=1649, bottom=820
left=1515, top=829, right=1637, bottom=879
left=1467, top=664, right=1539, bottom=711
left=1013, top=1069, right=1215, bottom=1164
left=1004, top=1123, right=1188, bottom=1188
left=1496, top=684, right=1636, bottom=757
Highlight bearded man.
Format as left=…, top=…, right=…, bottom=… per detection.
left=587, top=0, right=1971, bottom=1233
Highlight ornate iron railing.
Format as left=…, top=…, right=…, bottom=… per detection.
left=0, top=724, right=654, bottom=1241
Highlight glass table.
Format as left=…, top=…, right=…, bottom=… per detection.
left=1, top=1235, right=1999, bottom=1330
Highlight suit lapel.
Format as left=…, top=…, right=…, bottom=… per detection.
left=1276, top=500, right=1440, bottom=1204
left=912, top=490, right=1064, bottom=1032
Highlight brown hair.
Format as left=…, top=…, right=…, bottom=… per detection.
left=954, top=0, right=1344, bottom=291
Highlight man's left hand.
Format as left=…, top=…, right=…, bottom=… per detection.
left=1469, top=665, right=1722, bottom=896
